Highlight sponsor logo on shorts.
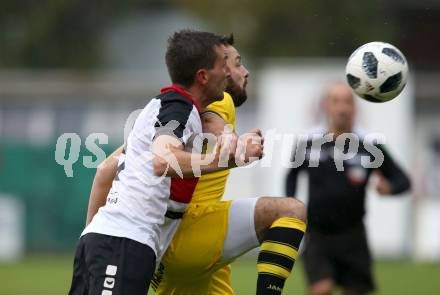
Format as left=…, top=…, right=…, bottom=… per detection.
left=103, top=278, right=115, bottom=289
left=102, top=265, right=117, bottom=294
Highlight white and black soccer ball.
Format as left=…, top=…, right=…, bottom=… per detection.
left=345, top=42, right=408, bottom=103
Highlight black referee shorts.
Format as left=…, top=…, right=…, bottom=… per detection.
left=302, top=223, right=375, bottom=294
left=68, top=233, right=156, bottom=295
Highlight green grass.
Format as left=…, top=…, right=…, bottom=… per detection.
left=230, top=257, right=440, bottom=294
left=1, top=255, right=73, bottom=295
left=1, top=255, right=439, bottom=294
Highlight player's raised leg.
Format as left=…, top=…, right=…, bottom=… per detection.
left=254, top=197, right=307, bottom=295
left=219, top=196, right=307, bottom=295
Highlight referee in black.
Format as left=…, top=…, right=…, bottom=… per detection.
left=285, top=81, right=410, bottom=295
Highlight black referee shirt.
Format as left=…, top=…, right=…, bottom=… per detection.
left=285, top=132, right=410, bottom=234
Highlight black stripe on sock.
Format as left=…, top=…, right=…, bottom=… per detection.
left=264, top=227, right=304, bottom=248
left=258, top=251, right=295, bottom=271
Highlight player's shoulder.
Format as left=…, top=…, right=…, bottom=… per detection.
left=205, top=92, right=234, bottom=112
left=142, top=90, right=196, bottom=119
left=203, top=92, right=235, bottom=124
left=156, top=89, right=195, bottom=108
left=155, top=89, right=199, bottom=118
left=150, top=89, right=201, bottom=133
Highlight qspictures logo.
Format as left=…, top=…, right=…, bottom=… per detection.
left=54, top=109, right=386, bottom=181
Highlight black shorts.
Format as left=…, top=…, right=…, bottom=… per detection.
left=302, top=223, right=375, bottom=294
left=68, top=233, right=156, bottom=295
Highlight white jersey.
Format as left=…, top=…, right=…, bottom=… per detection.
left=83, top=86, right=202, bottom=260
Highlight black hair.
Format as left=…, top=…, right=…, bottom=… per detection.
left=221, top=33, right=234, bottom=46
left=165, top=30, right=228, bottom=87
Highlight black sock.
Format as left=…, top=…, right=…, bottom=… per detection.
left=256, top=217, right=306, bottom=295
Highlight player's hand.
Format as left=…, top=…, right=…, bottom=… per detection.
left=376, top=174, right=392, bottom=195
left=247, top=128, right=263, bottom=138
left=235, top=129, right=264, bottom=166
left=217, top=131, right=238, bottom=164
left=246, top=128, right=265, bottom=158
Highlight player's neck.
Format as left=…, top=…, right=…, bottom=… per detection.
left=185, top=85, right=213, bottom=109
left=173, top=84, right=206, bottom=110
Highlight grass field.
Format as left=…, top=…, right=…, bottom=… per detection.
left=1, top=255, right=440, bottom=294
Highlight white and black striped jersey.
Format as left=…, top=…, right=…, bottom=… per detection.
left=83, top=85, right=202, bottom=260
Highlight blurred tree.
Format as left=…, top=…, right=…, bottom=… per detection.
left=173, top=0, right=397, bottom=59
left=0, top=0, right=171, bottom=68
left=0, top=1, right=400, bottom=68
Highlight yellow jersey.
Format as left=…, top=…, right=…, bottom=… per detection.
left=191, top=92, right=236, bottom=204
left=154, top=92, right=236, bottom=294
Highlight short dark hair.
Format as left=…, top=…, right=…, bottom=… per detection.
left=221, top=33, right=234, bottom=46
left=165, top=30, right=229, bottom=87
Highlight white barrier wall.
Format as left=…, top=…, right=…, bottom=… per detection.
left=0, top=195, right=24, bottom=262
left=224, top=59, right=414, bottom=257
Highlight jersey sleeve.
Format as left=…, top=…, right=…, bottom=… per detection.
left=376, top=144, right=411, bottom=194
left=285, top=139, right=309, bottom=196
left=154, top=93, right=196, bottom=144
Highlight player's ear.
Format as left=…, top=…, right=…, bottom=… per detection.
left=195, top=69, right=209, bottom=86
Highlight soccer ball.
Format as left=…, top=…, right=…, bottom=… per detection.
left=345, top=42, right=408, bottom=103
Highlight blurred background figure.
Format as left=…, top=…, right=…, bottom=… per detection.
left=285, top=81, right=410, bottom=295
left=1, top=1, right=440, bottom=294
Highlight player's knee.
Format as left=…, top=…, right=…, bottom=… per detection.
left=280, top=197, right=307, bottom=223
left=254, top=197, right=307, bottom=239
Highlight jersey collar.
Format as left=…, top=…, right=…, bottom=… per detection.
left=160, top=85, right=201, bottom=113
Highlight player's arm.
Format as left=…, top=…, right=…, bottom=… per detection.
left=375, top=144, right=411, bottom=195
left=201, top=111, right=239, bottom=163
left=285, top=139, right=308, bottom=196
left=85, top=146, right=123, bottom=225
left=152, top=132, right=262, bottom=177
left=153, top=94, right=263, bottom=177
left=152, top=106, right=236, bottom=177
left=285, top=168, right=300, bottom=197
left=201, top=111, right=264, bottom=169
left=201, top=111, right=231, bottom=136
